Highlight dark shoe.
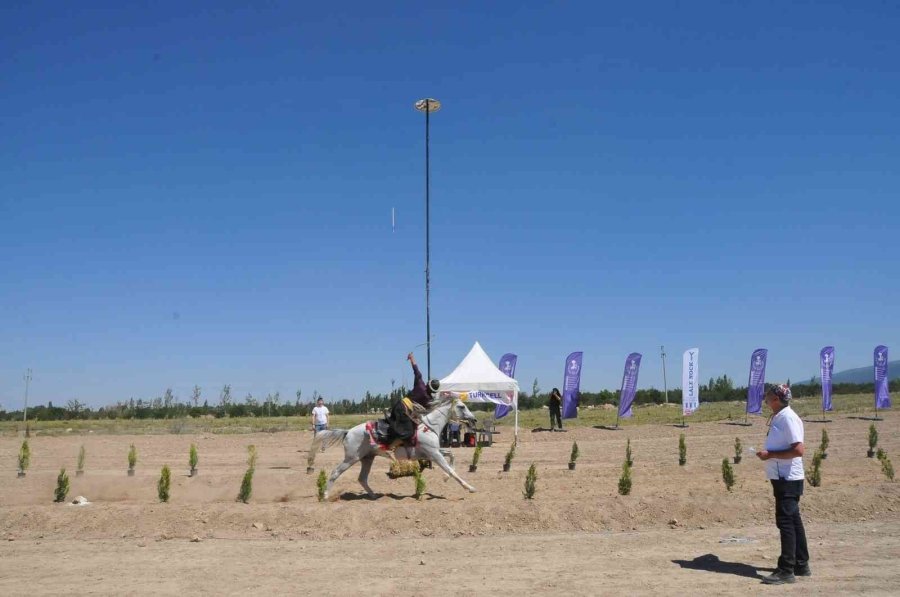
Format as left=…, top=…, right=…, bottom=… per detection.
left=794, top=565, right=811, bottom=577
left=762, top=570, right=796, bottom=585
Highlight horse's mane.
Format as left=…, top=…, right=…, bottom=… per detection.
left=425, top=394, right=456, bottom=412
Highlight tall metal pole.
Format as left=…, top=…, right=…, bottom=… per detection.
left=23, top=368, right=32, bottom=424
left=660, top=346, right=668, bottom=404
left=415, top=98, right=441, bottom=380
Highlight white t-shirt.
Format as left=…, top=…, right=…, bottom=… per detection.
left=764, top=405, right=805, bottom=481
left=312, top=405, right=329, bottom=425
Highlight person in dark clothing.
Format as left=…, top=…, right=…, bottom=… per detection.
left=389, top=352, right=440, bottom=448
left=548, top=387, right=563, bottom=431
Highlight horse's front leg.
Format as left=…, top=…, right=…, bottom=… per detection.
left=431, top=450, right=476, bottom=493
left=357, top=455, right=377, bottom=497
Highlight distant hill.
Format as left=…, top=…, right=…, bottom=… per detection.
left=804, top=360, right=900, bottom=384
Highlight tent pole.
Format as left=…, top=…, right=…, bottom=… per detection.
left=514, top=394, right=519, bottom=441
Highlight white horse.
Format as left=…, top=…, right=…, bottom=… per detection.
left=307, top=395, right=478, bottom=499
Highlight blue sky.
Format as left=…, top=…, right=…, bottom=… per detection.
left=2, top=1, right=898, bottom=408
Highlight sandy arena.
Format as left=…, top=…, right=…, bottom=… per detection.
left=2, top=413, right=899, bottom=595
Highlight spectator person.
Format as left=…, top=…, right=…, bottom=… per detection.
left=311, top=397, right=329, bottom=435
left=756, top=383, right=810, bottom=585
left=548, top=387, right=563, bottom=431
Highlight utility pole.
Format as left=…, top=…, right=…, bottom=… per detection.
left=23, top=368, right=33, bottom=427
left=660, top=346, right=668, bottom=404
left=415, top=97, right=441, bottom=379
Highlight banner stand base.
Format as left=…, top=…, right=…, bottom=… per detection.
left=725, top=421, right=753, bottom=427
left=673, top=423, right=689, bottom=428
left=806, top=418, right=833, bottom=423
left=594, top=425, right=622, bottom=431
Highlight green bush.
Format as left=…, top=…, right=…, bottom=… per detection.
left=869, top=424, right=878, bottom=450
left=618, top=462, right=632, bottom=495
left=237, top=467, right=254, bottom=503
left=721, top=458, right=735, bottom=492
left=247, top=445, right=258, bottom=469
left=158, top=465, right=171, bottom=502
left=55, top=468, right=70, bottom=503
left=678, top=433, right=687, bottom=466
left=569, top=441, right=579, bottom=464
left=18, top=440, right=31, bottom=473
left=734, top=437, right=742, bottom=461
left=820, top=428, right=829, bottom=454
left=127, top=444, right=137, bottom=470
left=413, top=469, right=426, bottom=500
left=189, top=444, right=199, bottom=472
left=807, top=450, right=823, bottom=487
left=471, top=445, right=482, bottom=468
left=317, top=470, right=327, bottom=502
left=625, top=438, right=633, bottom=465
left=77, top=445, right=86, bottom=473
left=524, top=462, right=537, bottom=499
left=881, top=454, right=895, bottom=482
left=504, top=440, right=517, bottom=468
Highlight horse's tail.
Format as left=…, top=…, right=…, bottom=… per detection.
left=306, top=429, right=349, bottom=470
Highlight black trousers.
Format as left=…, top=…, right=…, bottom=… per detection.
left=771, top=479, right=809, bottom=571
left=549, top=404, right=562, bottom=429
left=389, top=401, right=416, bottom=441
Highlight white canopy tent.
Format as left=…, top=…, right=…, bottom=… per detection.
left=439, top=341, right=520, bottom=438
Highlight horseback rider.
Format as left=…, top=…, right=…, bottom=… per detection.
left=388, top=352, right=440, bottom=450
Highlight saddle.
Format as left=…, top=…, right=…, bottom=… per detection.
left=366, top=418, right=418, bottom=450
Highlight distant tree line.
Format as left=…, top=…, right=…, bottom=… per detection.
left=1, top=377, right=897, bottom=422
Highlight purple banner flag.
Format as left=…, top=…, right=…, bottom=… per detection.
left=562, top=352, right=583, bottom=419
left=746, top=348, right=768, bottom=415
left=820, top=346, right=835, bottom=412
left=493, top=354, right=518, bottom=419
left=875, top=345, right=891, bottom=409
left=617, top=353, right=643, bottom=419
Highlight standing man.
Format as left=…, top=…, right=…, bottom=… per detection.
left=311, top=397, right=329, bottom=435
left=756, top=383, right=810, bottom=585
left=548, top=388, right=563, bottom=431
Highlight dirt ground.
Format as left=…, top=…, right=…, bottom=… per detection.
left=2, top=412, right=899, bottom=595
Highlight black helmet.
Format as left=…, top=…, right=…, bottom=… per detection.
left=428, top=379, right=441, bottom=393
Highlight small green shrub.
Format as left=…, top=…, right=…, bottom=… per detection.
left=618, top=462, right=632, bottom=495
left=189, top=444, right=199, bottom=471
left=77, top=445, right=86, bottom=473
left=734, top=437, right=742, bottom=461
left=127, top=444, right=137, bottom=470
left=471, top=445, right=482, bottom=468
left=869, top=424, right=879, bottom=451
left=237, top=466, right=254, bottom=503
left=247, top=445, right=258, bottom=469
left=55, top=468, right=70, bottom=503
left=524, top=462, right=537, bottom=499
left=721, top=458, right=735, bottom=492
left=158, top=465, right=171, bottom=502
left=876, top=447, right=886, bottom=461
left=413, top=469, right=426, bottom=500
left=569, top=441, right=579, bottom=464
left=678, top=433, right=687, bottom=466
left=504, top=440, right=517, bottom=468
left=820, top=428, right=829, bottom=454
left=18, top=440, right=31, bottom=473
left=625, top=438, right=633, bottom=465
left=881, top=454, right=895, bottom=482
left=807, top=450, right=823, bottom=487
left=317, top=470, right=327, bottom=502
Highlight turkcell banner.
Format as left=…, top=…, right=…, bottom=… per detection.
left=493, top=353, right=518, bottom=419
left=875, top=345, right=891, bottom=409
left=562, top=352, right=583, bottom=419
left=682, top=348, right=699, bottom=416
left=618, top=353, right=643, bottom=419
left=746, top=348, right=768, bottom=415
left=820, top=346, right=835, bottom=412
